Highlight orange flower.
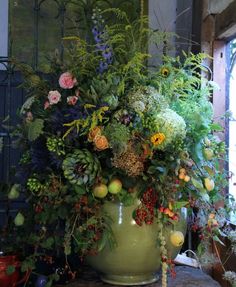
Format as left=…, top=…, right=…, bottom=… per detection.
left=88, top=126, right=102, bottom=142
left=94, top=135, right=109, bottom=151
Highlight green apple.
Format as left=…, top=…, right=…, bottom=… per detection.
left=108, top=179, right=122, bottom=194
left=8, top=184, right=20, bottom=200
left=93, top=183, right=108, bottom=198
left=14, top=212, right=25, bottom=226
left=203, top=148, right=214, bottom=160
left=204, top=178, right=215, bottom=191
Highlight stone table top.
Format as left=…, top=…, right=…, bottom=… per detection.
left=55, top=266, right=221, bottom=287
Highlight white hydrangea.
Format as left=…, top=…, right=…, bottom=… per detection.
left=151, top=108, right=186, bottom=149
left=131, top=100, right=146, bottom=113
left=127, top=86, right=168, bottom=112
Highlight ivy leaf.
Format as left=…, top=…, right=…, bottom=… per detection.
left=27, top=119, right=44, bottom=141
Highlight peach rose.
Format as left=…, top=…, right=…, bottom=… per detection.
left=59, top=72, right=77, bottom=89
left=25, top=111, right=33, bottom=123
left=48, top=90, right=61, bottom=105
left=94, top=135, right=109, bottom=151
left=67, top=96, right=78, bottom=106
left=88, top=126, right=102, bottom=142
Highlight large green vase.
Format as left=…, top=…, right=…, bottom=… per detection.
left=87, top=199, right=187, bottom=286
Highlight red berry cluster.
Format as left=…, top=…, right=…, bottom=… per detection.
left=161, top=257, right=176, bottom=278
left=159, top=206, right=179, bottom=221
left=135, top=187, right=158, bottom=226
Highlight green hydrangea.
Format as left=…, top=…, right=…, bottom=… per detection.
left=146, top=108, right=186, bottom=150
left=171, top=95, right=213, bottom=141
left=127, top=86, right=168, bottom=113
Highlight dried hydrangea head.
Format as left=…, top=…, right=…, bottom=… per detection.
left=112, top=143, right=144, bottom=177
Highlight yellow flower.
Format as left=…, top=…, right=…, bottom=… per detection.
left=160, top=67, right=170, bottom=77
left=150, top=133, right=166, bottom=146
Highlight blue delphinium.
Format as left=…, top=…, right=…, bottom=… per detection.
left=91, top=8, right=113, bottom=73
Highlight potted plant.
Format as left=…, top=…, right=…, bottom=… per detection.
left=11, top=7, right=234, bottom=286
left=0, top=183, right=30, bottom=287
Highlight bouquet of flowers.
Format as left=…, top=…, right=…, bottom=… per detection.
left=10, top=7, right=234, bottom=286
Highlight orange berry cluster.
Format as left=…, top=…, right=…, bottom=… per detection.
left=178, top=168, right=190, bottom=182
left=159, top=206, right=179, bottom=221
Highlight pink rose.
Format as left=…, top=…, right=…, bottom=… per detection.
left=67, top=96, right=78, bottom=106
left=48, top=90, right=61, bottom=105
left=59, top=72, right=77, bottom=89
left=44, top=100, right=50, bottom=110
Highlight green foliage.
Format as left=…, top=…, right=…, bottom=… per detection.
left=27, top=118, right=44, bottom=141
left=104, top=121, right=131, bottom=154
left=63, top=105, right=109, bottom=138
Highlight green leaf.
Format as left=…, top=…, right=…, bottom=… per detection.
left=40, top=237, right=54, bottom=249
left=210, top=123, right=223, bottom=132
left=173, top=201, right=189, bottom=209
left=97, top=232, right=107, bottom=252
left=203, top=165, right=215, bottom=177
left=200, top=191, right=210, bottom=202
left=6, top=265, right=15, bottom=275
left=27, top=119, right=44, bottom=141
left=213, top=235, right=225, bottom=246
left=21, top=256, right=36, bottom=272
left=147, top=166, right=156, bottom=174
left=191, top=177, right=204, bottom=190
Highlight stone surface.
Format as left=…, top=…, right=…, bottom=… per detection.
left=55, top=266, right=221, bottom=287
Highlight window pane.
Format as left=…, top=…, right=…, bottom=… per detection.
left=9, top=0, right=141, bottom=70
left=229, top=39, right=236, bottom=222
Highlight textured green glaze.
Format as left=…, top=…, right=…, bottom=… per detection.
left=87, top=199, right=187, bottom=285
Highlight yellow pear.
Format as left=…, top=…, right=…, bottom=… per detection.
left=170, top=231, right=185, bottom=247
left=204, top=178, right=215, bottom=191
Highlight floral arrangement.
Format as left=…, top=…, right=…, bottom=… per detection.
left=8, top=7, right=235, bottom=287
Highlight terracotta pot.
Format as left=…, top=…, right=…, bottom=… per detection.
left=0, top=255, right=29, bottom=287
left=87, top=199, right=187, bottom=285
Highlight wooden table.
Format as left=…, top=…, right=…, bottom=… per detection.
left=55, top=266, right=221, bottom=287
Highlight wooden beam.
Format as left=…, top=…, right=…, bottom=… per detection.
left=216, top=0, right=236, bottom=40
